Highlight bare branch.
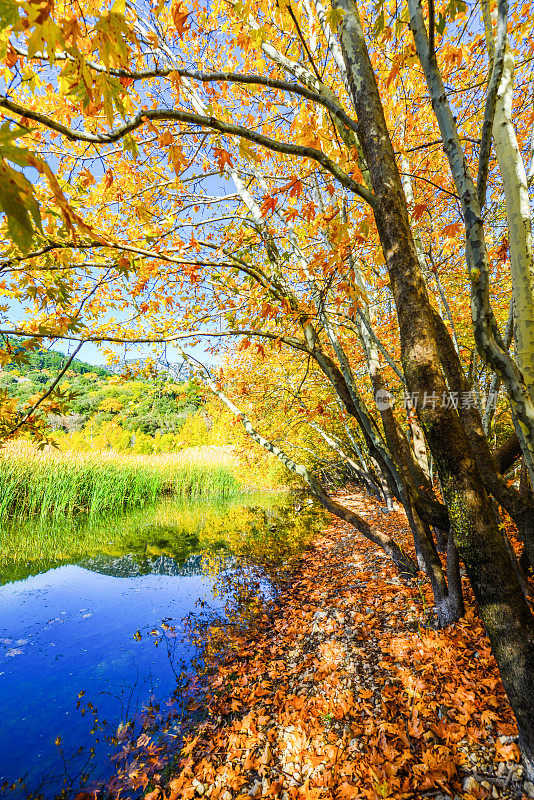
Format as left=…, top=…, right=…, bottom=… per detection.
left=5, top=342, right=84, bottom=439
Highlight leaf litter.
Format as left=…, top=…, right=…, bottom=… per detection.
left=110, top=491, right=532, bottom=800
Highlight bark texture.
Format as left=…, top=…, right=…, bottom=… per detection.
left=333, top=0, right=534, bottom=776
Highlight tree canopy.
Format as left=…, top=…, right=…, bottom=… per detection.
left=1, top=0, right=534, bottom=778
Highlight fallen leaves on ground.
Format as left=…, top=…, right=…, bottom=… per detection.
left=137, top=491, right=530, bottom=800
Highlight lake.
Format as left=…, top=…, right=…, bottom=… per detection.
left=0, top=495, right=322, bottom=798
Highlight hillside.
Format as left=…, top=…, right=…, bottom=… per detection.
left=1, top=339, right=110, bottom=378
left=0, top=343, right=220, bottom=454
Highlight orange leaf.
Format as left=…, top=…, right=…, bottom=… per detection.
left=386, top=64, right=399, bottom=87
left=260, top=195, right=277, bottom=217
left=213, top=146, right=233, bottom=173
left=412, top=203, right=427, bottom=220
left=338, top=782, right=359, bottom=799
left=170, top=0, right=189, bottom=35
left=160, top=130, right=174, bottom=146
left=494, top=740, right=520, bottom=762
left=103, top=169, right=114, bottom=190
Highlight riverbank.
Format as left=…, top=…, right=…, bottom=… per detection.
left=135, top=491, right=530, bottom=800
left=1, top=495, right=323, bottom=798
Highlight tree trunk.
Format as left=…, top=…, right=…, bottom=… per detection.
left=491, top=44, right=534, bottom=412
left=408, top=0, right=534, bottom=486
left=333, top=0, right=534, bottom=775
left=431, top=304, right=534, bottom=572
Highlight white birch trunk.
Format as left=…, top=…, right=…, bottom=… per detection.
left=492, top=46, right=534, bottom=405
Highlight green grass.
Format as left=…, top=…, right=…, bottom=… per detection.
left=0, top=444, right=241, bottom=521
left=0, top=493, right=329, bottom=586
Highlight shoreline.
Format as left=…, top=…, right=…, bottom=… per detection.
left=136, top=490, right=530, bottom=800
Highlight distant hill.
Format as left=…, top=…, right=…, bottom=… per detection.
left=3, top=339, right=109, bottom=377
left=0, top=338, right=219, bottom=454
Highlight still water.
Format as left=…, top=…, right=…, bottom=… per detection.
left=0, top=496, right=320, bottom=797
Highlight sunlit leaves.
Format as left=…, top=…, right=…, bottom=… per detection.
left=0, top=124, right=42, bottom=251
left=212, top=146, right=234, bottom=173
left=0, top=0, right=20, bottom=32
left=0, top=0, right=529, bottom=470
left=170, top=0, right=189, bottom=37
left=132, top=498, right=519, bottom=800
left=93, top=9, right=133, bottom=70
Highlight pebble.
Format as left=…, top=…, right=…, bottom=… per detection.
left=462, top=776, right=479, bottom=792
left=510, top=764, right=523, bottom=780
left=311, top=609, right=328, bottom=633
left=247, top=779, right=261, bottom=798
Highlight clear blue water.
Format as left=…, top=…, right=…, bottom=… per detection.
left=0, top=557, right=224, bottom=796
left=0, top=496, right=314, bottom=798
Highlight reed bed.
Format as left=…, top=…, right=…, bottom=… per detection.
left=0, top=443, right=242, bottom=520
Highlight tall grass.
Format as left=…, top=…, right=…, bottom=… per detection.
left=0, top=443, right=242, bottom=521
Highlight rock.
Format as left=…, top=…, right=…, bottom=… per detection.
left=524, top=781, right=534, bottom=798
left=462, top=776, right=479, bottom=793
left=247, top=779, right=262, bottom=798
left=192, top=779, right=205, bottom=795
left=510, top=765, right=523, bottom=780
left=311, top=609, right=328, bottom=633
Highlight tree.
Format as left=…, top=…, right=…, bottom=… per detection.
left=1, top=0, right=534, bottom=775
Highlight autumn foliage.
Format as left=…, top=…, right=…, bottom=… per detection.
left=115, top=492, right=523, bottom=800
left=2, top=0, right=534, bottom=783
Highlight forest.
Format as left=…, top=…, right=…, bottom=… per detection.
left=0, top=0, right=534, bottom=795
left=0, top=344, right=214, bottom=451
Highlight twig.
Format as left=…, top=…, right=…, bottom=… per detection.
left=5, top=341, right=84, bottom=439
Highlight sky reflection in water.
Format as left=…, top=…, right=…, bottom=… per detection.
left=0, top=558, right=222, bottom=794
left=0, top=497, right=296, bottom=796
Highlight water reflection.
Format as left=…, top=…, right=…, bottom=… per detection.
left=0, top=496, right=324, bottom=797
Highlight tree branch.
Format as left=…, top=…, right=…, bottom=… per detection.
left=0, top=100, right=374, bottom=204
left=178, top=349, right=418, bottom=574
left=476, top=0, right=509, bottom=209
left=5, top=342, right=83, bottom=439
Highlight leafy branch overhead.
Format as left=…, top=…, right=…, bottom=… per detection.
left=1, top=0, right=534, bottom=782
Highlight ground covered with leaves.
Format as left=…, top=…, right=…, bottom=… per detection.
left=133, top=492, right=532, bottom=800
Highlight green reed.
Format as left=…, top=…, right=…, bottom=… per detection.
left=0, top=492, right=325, bottom=587
left=0, top=444, right=241, bottom=521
